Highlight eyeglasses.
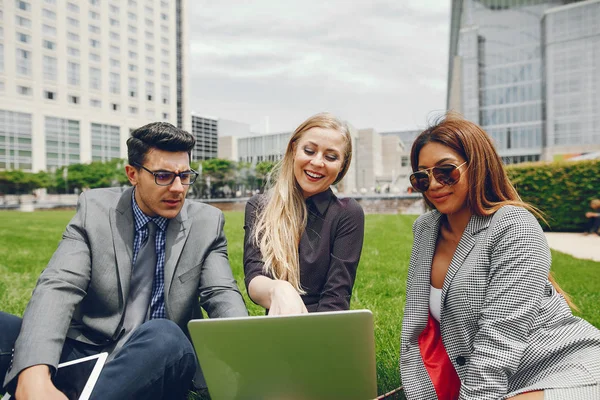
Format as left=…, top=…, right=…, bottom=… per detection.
left=133, top=163, right=199, bottom=186
left=409, top=162, right=467, bottom=192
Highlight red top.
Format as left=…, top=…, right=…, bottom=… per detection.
left=418, top=313, right=461, bottom=400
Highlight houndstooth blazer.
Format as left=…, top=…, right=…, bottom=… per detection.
left=400, top=205, right=600, bottom=400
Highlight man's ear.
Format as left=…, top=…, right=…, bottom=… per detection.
left=125, top=164, right=138, bottom=186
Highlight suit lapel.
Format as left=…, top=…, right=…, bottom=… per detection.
left=164, top=201, right=191, bottom=315
left=111, top=187, right=135, bottom=303
left=405, top=212, right=442, bottom=341
left=441, top=213, right=490, bottom=309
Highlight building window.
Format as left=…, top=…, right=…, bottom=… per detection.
left=67, top=47, right=80, bottom=57
left=109, top=5, right=119, bottom=13
left=162, top=113, right=168, bottom=120
left=109, top=73, right=120, bottom=94
left=128, top=12, right=136, bottom=21
left=146, top=81, right=154, bottom=101
left=90, top=98, right=101, bottom=107
left=16, top=49, right=31, bottom=76
left=66, top=2, right=79, bottom=13
left=67, top=17, right=79, bottom=27
left=16, top=16, right=32, bottom=28
left=17, top=86, right=32, bottom=96
left=43, top=40, right=56, bottom=50
left=110, top=18, right=120, bottom=27
left=89, top=25, right=101, bottom=34
left=129, top=51, right=137, bottom=59
left=128, top=77, right=138, bottom=97
left=110, top=58, right=120, bottom=68
left=145, top=68, right=154, bottom=77
left=129, top=106, right=138, bottom=114
left=91, top=123, right=120, bottom=161
left=67, top=62, right=80, bottom=85
left=128, top=24, right=137, bottom=34
left=89, top=10, right=100, bottom=20
left=110, top=31, right=120, bottom=41
left=0, top=110, right=33, bottom=170
left=110, top=45, right=119, bottom=55
left=43, top=56, right=57, bottom=81
left=128, top=38, right=138, bottom=46
left=16, top=0, right=31, bottom=12
left=42, top=8, right=56, bottom=19
left=42, top=24, right=57, bottom=36
left=128, top=64, right=138, bottom=72
left=44, top=90, right=56, bottom=100
left=90, top=53, right=101, bottom=62
left=162, top=85, right=169, bottom=104
left=111, top=103, right=120, bottom=111
left=45, top=117, right=80, bottom=169
left=68, top=95, right=79, bottom=104
left=90, top=67, right=101, bottom=90
left=67, top=32, right=80, bottom=42
left=16, top=32, right=31, bottom=44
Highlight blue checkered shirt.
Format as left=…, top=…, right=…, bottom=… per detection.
left=131, top=190, right=169, bottom=319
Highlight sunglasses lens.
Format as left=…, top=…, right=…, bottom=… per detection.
left=410, top=171, right=430, bottom=192
left=433, top=165, right=460, bottom=185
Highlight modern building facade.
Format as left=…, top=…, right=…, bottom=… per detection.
left=543, top=0, right=600, bottom=160
left=447, top=0, right=600, bottom=163
left=191, top=115, right=250, bottom=162
left=0, top=0, right=189, bottom=171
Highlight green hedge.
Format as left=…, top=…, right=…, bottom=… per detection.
left=506, top=160, right=600, bottom=232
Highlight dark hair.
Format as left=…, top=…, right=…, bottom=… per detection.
left=410, top=111, right=532, bottom=216
left=411, top=112, right=578, bottom=310
left=127, top=122, right=195, bottom=166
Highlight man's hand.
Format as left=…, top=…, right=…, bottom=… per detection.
left=15, top=365, right=67, bottom=400
left=268, top=280, right=308, bottom=316
left=585, top=212, right=599, bottom=218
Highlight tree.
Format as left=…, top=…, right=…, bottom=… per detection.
left=200, top=158, right=237, bottom=198
left=255, top=161, right=276, bottom=192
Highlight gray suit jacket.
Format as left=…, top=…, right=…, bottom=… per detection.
left=5, top=187, right=247, bottom=387
left=400, top=205, right=600, bottom=400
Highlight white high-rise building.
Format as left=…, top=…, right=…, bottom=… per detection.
left=0, top=0, right=189, bottom=171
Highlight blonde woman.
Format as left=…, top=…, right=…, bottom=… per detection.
left=243, top=113, right=364, bottom=315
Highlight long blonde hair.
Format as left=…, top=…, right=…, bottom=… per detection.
left=252, top=112, right=352, bottom=292
left=411, top=111, right=577, bottom=310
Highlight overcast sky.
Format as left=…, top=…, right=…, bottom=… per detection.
left=188, top=0, right=450, bottom=135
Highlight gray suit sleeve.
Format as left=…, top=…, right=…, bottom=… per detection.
left=4, top=192, right=93, bottom=388
left=198, top=211, right=248, bottom=318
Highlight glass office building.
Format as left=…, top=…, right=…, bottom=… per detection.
left=448, top=0, right=600, bottom=163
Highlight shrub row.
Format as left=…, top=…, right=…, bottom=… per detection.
left=506, top=160, right=600, bottom=232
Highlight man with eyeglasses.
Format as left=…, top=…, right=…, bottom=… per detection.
left=0, top=122, right=248, bottom=399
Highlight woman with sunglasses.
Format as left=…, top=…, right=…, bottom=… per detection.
left=243, top=112, right=364, bottom=315
left=400, top=112, right=600, bottom=400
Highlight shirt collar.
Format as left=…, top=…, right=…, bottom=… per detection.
left=131, top=188, right=168, bottom=232
left=305, top=188, right=334, bottom=216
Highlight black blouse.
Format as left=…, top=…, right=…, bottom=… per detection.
left=243, top=188, right=365, bottom=312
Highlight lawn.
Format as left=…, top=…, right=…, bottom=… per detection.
left=1, top=210, right=599, bottom=397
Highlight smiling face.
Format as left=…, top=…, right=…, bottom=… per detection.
left=293, top=127, right=346, bottom=198
left=417, top=142, right=469, bottom=217
left=125, top=148, right=191, bottom=219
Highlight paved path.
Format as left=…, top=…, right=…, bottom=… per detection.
left=545, top=232, right=600, bottom=262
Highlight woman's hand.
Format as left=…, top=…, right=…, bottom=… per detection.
left=267, top=280, right=308, bottom=316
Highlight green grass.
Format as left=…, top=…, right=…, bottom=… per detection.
left=1, top=210, right=599, bottom=397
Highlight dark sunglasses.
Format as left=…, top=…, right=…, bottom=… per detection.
left=409, top=162, right=467, bottom=192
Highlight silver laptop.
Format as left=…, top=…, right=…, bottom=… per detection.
left=188, top=310, right=377, bottom=400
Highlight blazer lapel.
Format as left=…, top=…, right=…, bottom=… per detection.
left=164, top=202, right=191, bottom=316
left=111, top=187, right=135, bottom=303
left=405, top=212, right=442, bottom=341
left=441, top=213, right=490, bottom=309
